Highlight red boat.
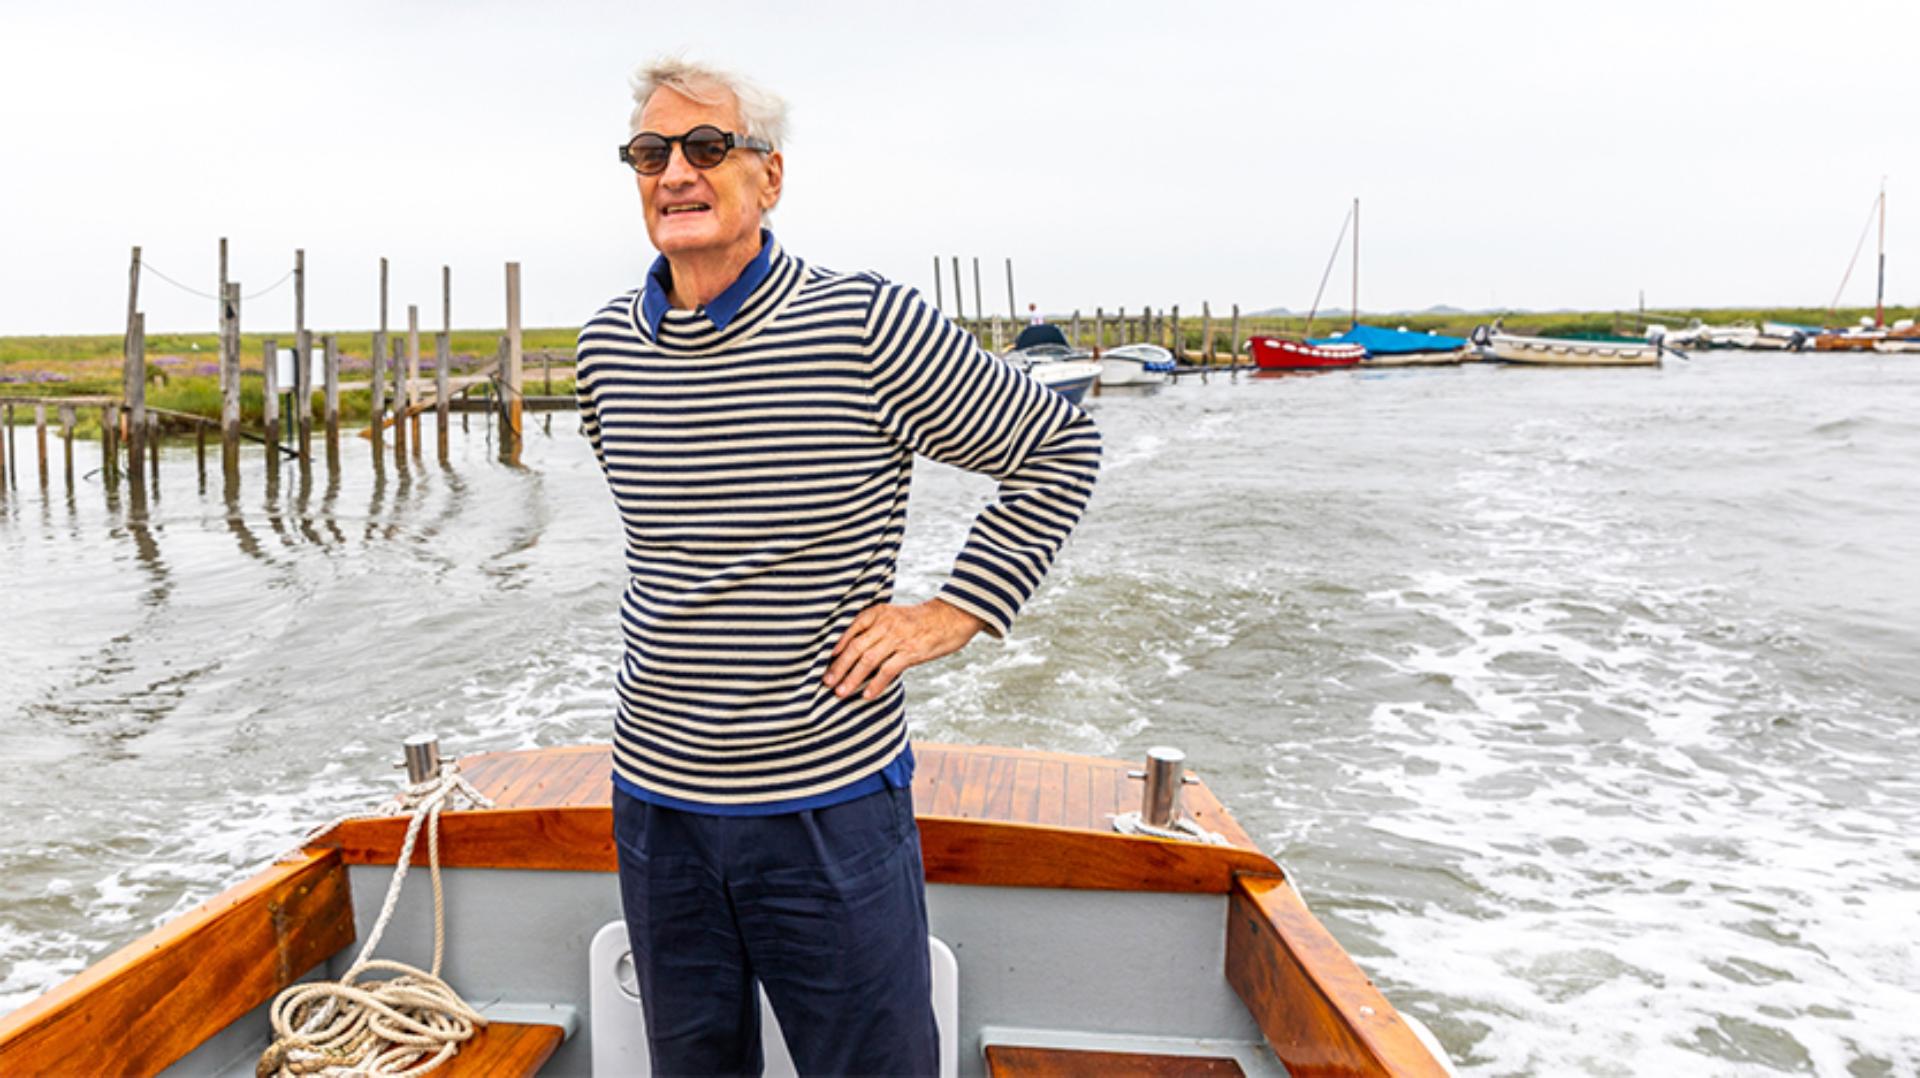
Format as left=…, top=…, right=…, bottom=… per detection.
left=1249, top=336, right=1366, bottom=370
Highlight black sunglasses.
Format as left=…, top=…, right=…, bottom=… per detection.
left=619, top=125, right=773, bottom=176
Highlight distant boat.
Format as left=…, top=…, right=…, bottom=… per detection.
left=1097, top=344, right=1175, bottom=386
left=1027, top=359, right=1102, bottom=403
left=1309, top=324, right=1470, bottom=366
left=1248, top=336, right=1365, bottom=369
left=1471, top=327, right=1661, bottom=367
left=1003, top=324, right=1102, bottom=403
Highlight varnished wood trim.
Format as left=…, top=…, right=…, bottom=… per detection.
left=0, top=849, right=356, bottom=1078
left=314, top=806, right=1280, bottom=894
left=1224, top=874, right=1447, bottom=1077
left=985, top=1043, right=1248, bottom=1076
left=920, top=816, right=1279, bottom=893
left=440, top=1021, right=565, bottom=1077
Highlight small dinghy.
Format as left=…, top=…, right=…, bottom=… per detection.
left=1471, top=326, right=1662, bottom=367
left=1249, top=336, right=1366, bottom=370
left=1098, top=343, right=1176, bottom=386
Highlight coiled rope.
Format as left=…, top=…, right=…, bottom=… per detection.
left=257, top=762, right=495, bottom=1078
left=1111, top=811, right=1230, bottom=846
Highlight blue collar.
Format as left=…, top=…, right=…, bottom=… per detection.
left=640, top=230, right=775, bottom=338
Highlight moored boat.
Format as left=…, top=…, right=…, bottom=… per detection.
left=1249, top=336, right=1366, bottom=370
left=1097, top=343, right=1175, bottom=386
left=1310, top=324, right=1471, bottom=367
left=1025, top=358, right=1102, bottom=404
left=1471, top=328, right=1661, bottom=367
left=0, top=740, right=1452, bottom=1077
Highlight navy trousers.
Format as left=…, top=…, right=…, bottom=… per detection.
left=612, top=783, right=939, bottom=1078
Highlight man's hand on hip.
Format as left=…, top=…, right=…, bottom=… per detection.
left=824, top=599, right=988, bottom=701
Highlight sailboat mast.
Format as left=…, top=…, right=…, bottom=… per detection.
left=1350, top=197, right=1360, bottom=331
left=1875, top=180, right=1886, bottom=328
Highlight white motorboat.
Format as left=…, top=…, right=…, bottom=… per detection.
left=1097, top=343, right=1175, bottom=386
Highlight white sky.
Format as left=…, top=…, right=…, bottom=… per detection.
left=1, top=0, right=1915, bottom=336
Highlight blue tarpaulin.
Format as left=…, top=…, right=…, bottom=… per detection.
left=1307, top=323, right=1466, bottom=355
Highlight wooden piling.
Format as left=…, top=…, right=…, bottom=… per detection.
left=950, top=257, right=964, bottom=324
left=294, top=249, right=311, bottom=464
left=262, top=338, right=281, bottom=478
left=147, top=411, right=159, bottom=486
left=126, top=311, right=146, bottom=492
left=1070, top=310, right=1080, bottom=348
left=221, top=282, right=241, bottom=479
left=436, top=331, right=451, bottom=461
left=1094, top=308, right=1105, bottom=353
left=322, top=334, right=340, bottom=465
left=407, top=305, right=422, bottom=449
left=932, top=257, right=943, bottom=313
left=1201, top=302, right=1214, bottom=365
left=34, top=404, right=48, bottom=488
left=1228, top=304, right=1241, bottom=367
left=1171, top=305, right=1182, bottom=360
left=0, top=400, right=7, bottom=486
left=504, top=263, right=524, bottom=459
left=102, top=404, right=120, bottom=487
left=1004, top=258, right=1016, bottom=324
left=971, top=258, right=984, bottom=336
left=59, top=404, right=75, bottom=488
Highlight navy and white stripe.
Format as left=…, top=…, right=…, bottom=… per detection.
left=576, top=238, right=1100, bottom=806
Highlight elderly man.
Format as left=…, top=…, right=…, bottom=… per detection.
left=576, top=59, right=1100, bottom=1076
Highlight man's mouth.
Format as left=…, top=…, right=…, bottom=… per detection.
left=661, top=203, right=710, bottom=216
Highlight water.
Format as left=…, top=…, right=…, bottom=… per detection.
left=3, top=353, right=1917, bottom=1075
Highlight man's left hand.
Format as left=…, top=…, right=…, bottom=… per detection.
left=824, top=599, right=988, bottom=701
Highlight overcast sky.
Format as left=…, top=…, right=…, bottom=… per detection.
left=2, top=0, right=1915, bottom=336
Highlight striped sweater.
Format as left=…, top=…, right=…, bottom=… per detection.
left=575, top=238, right=1100, bottom=807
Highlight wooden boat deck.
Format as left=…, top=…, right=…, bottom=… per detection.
left=455, top=741, right=1261, bottom=853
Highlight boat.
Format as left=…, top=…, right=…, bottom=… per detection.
left=1470, top=326, right=1661, bottom=367
left=1097, top=343, right=1175, bottom=386
left=1025, top=358, right=1102, bottom=403
left=1006, top=323, right=1102, bottom=403
left=1813, top=182, right=1894, bottom=352
left=0, top=739, right=1453, bottom=1077
left=1308, top=324, right=1471, bottom=367
left=1249, top=336, right=1366, bottom=370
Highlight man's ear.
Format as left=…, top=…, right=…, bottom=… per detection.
left=760, top=151, right=784, bottom=211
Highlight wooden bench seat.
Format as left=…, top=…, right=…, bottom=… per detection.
left=439, top=1021, right=565, bottom=1077
left=986, top=1043, right=1249, bottom=1076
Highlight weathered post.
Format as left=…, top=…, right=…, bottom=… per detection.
left=504, top=262, right=524, bottom=460
left=372, top=257, right=389, bottom=457
left=1228, top=304, right=1242, bottom=367
left=322, top=334, right=340, bottom=466
left=1201, top=302, right=1214, bottom=365
left=147, top=411, right=159, bottom=486
left=59, top=404, right=76, bottom=489
left=1116, top=307, right=1127, bottom=345
left=34, top=404, right=49, bottom=488
left=102, top=403, right=119, bottom=487
left=1094, top=307, right=1105, bottom=354
left=407, top=305, right=422, bottom=449
left=195, top=419, right=207, bottom=483
left=1171, top=305, right=1182, bottom=360
left=972, top=258, right=984, bottom=339
left=436, top=332, right=451, bottom=461
left=126, top=311, right=146, bottom=493
left=294, top=248, right=312, bottom=464
left=950, top=257, right=964, bottom=324
left=221, top=282, right=241, bottom=481
left=932, top=256, right=943, bottom=313
left=1070, top=310, right=1080, bottom=348
left=262, top=337, right=281, bottom=479
left=1005, top=258, right=1017, bottom=324
left=0, top=400, right=7, bottom=488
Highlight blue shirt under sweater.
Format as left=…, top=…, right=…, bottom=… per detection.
left=576, top=233, right=1100, bottom=815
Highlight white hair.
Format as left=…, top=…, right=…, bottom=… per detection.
left=629, top=58, right=789, bottom=151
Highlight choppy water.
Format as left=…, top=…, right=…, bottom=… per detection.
left=3, top=353, right=1917, bottom=1075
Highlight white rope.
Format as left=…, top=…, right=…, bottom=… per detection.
left=1110, top=811, right=1230, bottom=846
left=259, top=762, right=495, bottom=1078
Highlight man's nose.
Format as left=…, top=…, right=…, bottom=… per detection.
left=658, top=142, right=700, bottom=185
